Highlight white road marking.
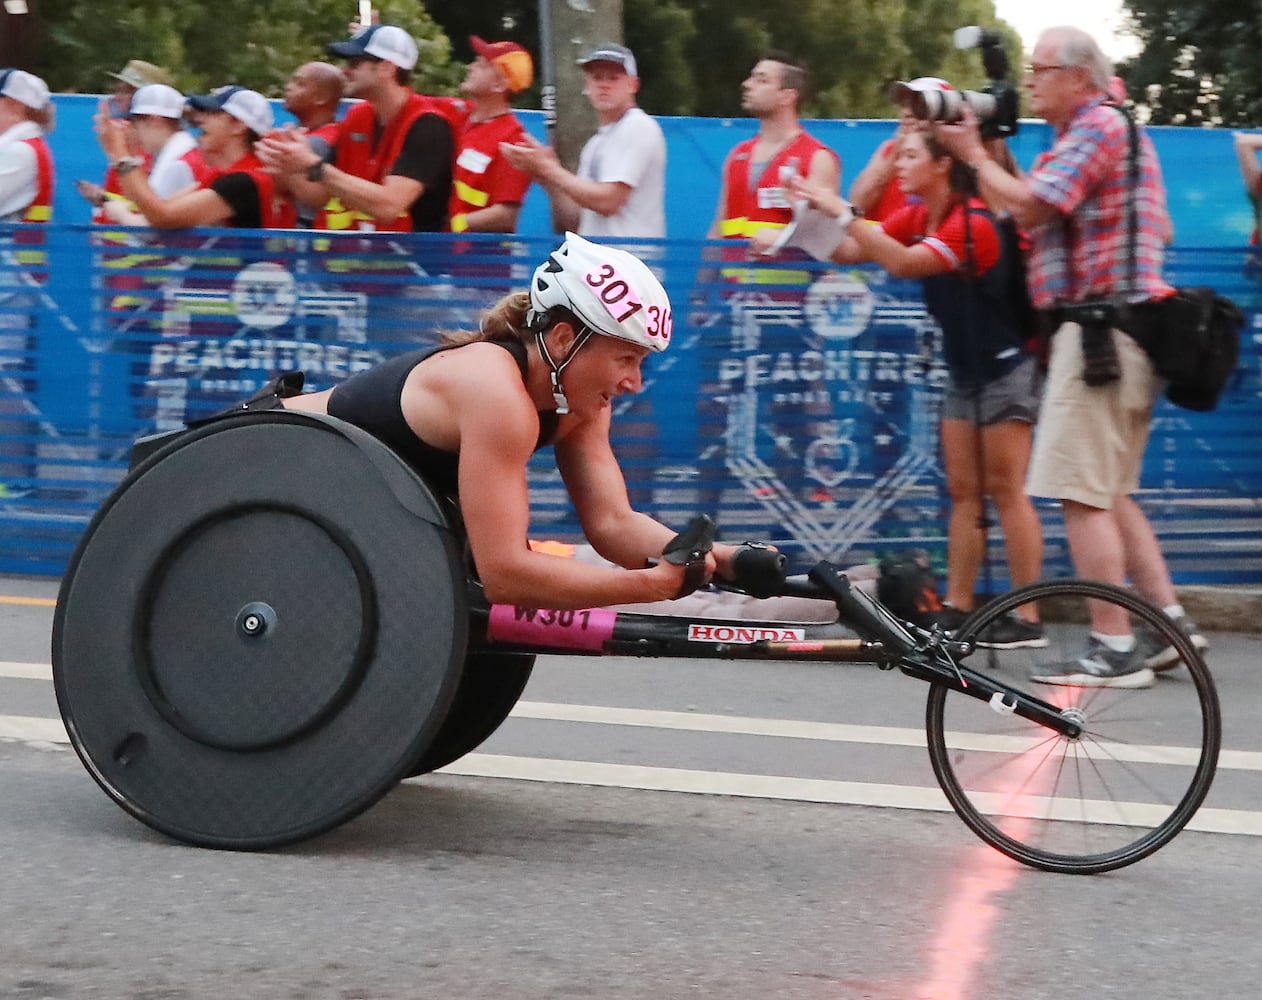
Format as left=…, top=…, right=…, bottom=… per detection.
left=5, top=661, right=1260, bottom=835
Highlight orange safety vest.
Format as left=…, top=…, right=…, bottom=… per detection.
left=315, top=94, right=455, bottom=232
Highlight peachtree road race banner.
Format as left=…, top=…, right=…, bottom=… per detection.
left=0, top=227, right=1259, bottom=585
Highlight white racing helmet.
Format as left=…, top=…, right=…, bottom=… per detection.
left=527, top=232, right=673, bottom=412
left=528, top=232, right=672, bottom=352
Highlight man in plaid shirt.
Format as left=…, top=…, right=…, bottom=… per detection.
left=939, top=25, right=1206, bottom=688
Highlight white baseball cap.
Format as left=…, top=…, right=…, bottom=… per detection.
left=129, top=84, right=186, bottom=120
left=0, top=69, right=51, bottom=111
left=187, top=86, right=274, bottom=135
left=327, top=24, right=419, bottom=71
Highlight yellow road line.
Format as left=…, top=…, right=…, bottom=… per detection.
left=0, top=595, right=56, bottom=607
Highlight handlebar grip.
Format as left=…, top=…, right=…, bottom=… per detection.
left=661, top=514, right=717, bottom=565
left=731, top=544, right=787, bottom=599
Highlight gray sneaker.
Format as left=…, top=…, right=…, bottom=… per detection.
left=1136, top=616, right=1209, bottom=672
left=1030, top=637, right=1155, bottom=689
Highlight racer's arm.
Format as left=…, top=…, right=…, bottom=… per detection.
left=449, top=355, right=689, bottom=609
left=555, top=411, right=742, bottom=583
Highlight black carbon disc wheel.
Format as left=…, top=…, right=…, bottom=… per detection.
left=408, top=650, right=535, bottom=776
left=925, top=579, right=1221, bottom=874
left=52, top=413, right=468, bottom=850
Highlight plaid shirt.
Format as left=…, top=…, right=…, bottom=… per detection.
left=1026, top=97, right=1173, bottom=308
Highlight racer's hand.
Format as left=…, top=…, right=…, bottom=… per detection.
left=641, top=555, right=709, bottom=601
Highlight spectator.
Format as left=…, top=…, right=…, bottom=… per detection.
left=938, top=25, right=1206, bottom=687
left=98, top=85, right=214, bottom=226
left=283, top=61, right=343, bottom=142
left=77, top=60, right=172, bottom=217
left=849, top=78, right=949, bottom=223
left=790, top=125, right=1045, bottom=648
left=1233, top=130, right=1262, bottom=246
left=258, top=24, right=456, bottom=233
left=711, top=52, right=840, bottom=251
left=447, top=36, right=534, bottom=234
left=280, top=61, right=344, bottom=227
left=97, top=86, right=293, bottom=229
left=502, top=42, right=665, bottom=238
left=0, top=69, right=53, bottom=224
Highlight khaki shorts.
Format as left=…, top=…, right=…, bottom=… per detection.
left=1026, top=322, right=1161, bottom=509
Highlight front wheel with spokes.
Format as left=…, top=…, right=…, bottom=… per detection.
left=925, top=578, right=1221, bottom=874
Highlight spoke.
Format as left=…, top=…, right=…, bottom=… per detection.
left=1078, top=734, right=1185, bottom=809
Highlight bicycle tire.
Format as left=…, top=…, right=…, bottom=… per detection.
left=924, top=578, right=1221, bottom=874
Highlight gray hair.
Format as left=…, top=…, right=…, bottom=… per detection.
left=1041, top=26, right=1113, bottom=92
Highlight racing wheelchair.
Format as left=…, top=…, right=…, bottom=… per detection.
left=51, top=410, right=1221, bottom=874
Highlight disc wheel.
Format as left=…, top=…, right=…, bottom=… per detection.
left=53, top=413, right=468, bottom=850
left=925, top=578, right=1220, bottom=874
left=408, top=650, right=535, bottom=776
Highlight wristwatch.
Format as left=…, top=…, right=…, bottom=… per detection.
left=306, top=160, right=327, bottom=182
left=114, top=156, right=144, bottom=178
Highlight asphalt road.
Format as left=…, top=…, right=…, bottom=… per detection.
left=2, top=574, right=1261, bottom=1000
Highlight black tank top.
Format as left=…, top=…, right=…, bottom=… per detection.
left=327, top=339, right=559, bottom=497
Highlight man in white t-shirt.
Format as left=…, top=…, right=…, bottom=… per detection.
left=501, top=42, right=665, bottom=238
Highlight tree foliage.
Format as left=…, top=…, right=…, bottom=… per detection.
left=1118, top=0, right=1262, bottom=127
left=32, top=0, right=462, bottom=97
left=30, top=0, right=1040, bottom=119
left=419, top=0, right=1026, bottom=118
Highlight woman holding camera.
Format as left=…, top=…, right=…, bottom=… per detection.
left=784, top=125, right=1044, bottom=646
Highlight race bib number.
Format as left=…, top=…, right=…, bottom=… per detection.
left=487, top=604, right=617, bottom=653
left=584, top=262, right=645, bottom=325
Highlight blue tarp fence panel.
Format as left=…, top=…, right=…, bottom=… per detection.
left=1, top=225, right=1259, bottom=583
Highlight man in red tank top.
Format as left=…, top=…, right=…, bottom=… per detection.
left=709, top=52, right=841, bottom=257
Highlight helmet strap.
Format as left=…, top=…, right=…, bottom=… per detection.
left=535, top=323, right=594, bottom=416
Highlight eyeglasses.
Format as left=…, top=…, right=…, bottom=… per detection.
left=1024, top=64, right=1068, bottom=77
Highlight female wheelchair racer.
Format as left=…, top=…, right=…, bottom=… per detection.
left=51, top=234, right=1220, bottom=873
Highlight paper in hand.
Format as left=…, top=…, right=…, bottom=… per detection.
left=761, top=198, right=853, bottom=262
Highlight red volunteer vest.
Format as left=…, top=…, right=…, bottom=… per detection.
left=315, top=94, right=451, bottom=232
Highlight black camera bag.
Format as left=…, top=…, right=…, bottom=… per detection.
left=1122, top=289, right=1243, bottom=411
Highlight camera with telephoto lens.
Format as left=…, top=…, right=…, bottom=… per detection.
left=909, top=26, right=1020, bottom=140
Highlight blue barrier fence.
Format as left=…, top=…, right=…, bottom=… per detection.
left=2, top=225, right=1260, bottom=583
